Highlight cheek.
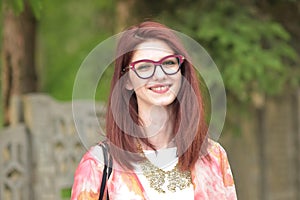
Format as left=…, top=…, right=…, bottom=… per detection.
left=129, top=73, right=147, bottom=91
left=174, top=75, right=182, bottom=91
left=170, top=77, right=182, bottom=98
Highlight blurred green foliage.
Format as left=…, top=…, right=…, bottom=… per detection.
left=38, top=0, right=299, bottom=105
left=38, top=0, right=115, bottom=101
left=60, top=188, right=71, bottom=199
left=1, top=0, right=299, bottom=109
left=0, top=0, right=42, bottom=17
left=159, top=0, right=299, bottom=103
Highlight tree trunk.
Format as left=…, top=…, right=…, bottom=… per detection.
left=2, top=1, right=38, bottom=126
left=115, top=0, right=136, bottom=32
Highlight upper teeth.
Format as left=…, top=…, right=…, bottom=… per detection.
left=152, top=86, right=168, bottom=91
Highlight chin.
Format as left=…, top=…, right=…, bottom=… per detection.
left=152, top=97, right=176, bottom=106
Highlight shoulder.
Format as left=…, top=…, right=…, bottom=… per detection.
left=195, top=139, right=235, bottom=186
left=192, top=140, right=237, bottom=199
left=206, top=139, right=229, bottom=160
left=71, top=145, right=105, bottom=200
left=200, top=139, right=231, bottom=170
left=77, top=145, right=105, bottom=169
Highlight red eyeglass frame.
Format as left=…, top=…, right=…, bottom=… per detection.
left=126, top=54, right=185, bottom=79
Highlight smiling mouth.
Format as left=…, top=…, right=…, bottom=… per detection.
left=149, top=85, right=170, bottom=93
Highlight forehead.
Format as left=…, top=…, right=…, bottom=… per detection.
left=131, top=40, right=174, bottom=61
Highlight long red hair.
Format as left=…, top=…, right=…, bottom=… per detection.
left=106, top=21, right=208, bottom=171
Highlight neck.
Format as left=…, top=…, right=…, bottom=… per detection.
left=139, top=105, right=175, bottom=149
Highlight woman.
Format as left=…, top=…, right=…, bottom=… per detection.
left=71, top=21, right=237, bottom=200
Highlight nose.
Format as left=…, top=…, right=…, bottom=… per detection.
left=152, top=65, right=166, bottom=79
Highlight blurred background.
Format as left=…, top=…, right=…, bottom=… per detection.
left=0, top=0, right=299, bottom=199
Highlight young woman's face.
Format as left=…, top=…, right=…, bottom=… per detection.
left=127, top=40, right=182, bottom=110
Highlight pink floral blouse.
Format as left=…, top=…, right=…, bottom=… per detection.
left=71, top=140, right=237, bottom=200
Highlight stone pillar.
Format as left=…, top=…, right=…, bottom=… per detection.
left=220, top=109, right=260, bottom=200
left=0, top=125, right=31, bottom=200
left=23, top=94, right=57, bottom=200
left=264, top=93, right=298, bottom=200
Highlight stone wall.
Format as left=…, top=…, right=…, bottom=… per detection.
left=0, top=94, right=106, bottom=200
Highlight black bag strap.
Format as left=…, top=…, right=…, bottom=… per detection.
left=99, top=142, right=113, bottom=200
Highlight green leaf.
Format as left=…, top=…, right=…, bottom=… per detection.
left=10, top=0, right=24, bottom=14
left=269, top=22, right=290, bottom=40
left=29, top=0, right=42, bottom=19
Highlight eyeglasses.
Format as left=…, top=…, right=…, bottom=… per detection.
left=126, top=54, right=185, bottom=79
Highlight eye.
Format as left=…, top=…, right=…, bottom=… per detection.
left=135, top=63, right=153, bottom=71
left=162, top=59, right=177, bottom=66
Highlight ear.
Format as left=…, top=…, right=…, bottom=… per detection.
left=125, top=79, right=134, bottom=90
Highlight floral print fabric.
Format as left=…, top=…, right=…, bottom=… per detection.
left=71, top=140, right=237, bottom=200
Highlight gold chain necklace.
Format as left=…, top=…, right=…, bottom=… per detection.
left=138, top=145, right=192, bottom=193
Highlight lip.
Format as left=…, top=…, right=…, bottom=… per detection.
left=148, top=84, right=171, bottom=94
